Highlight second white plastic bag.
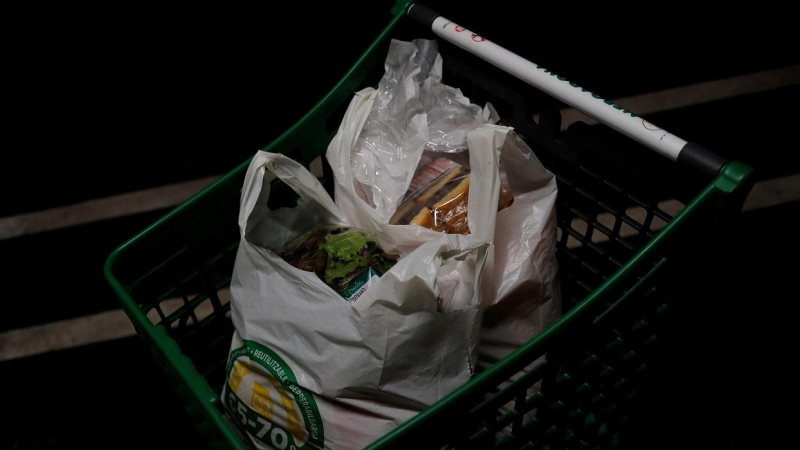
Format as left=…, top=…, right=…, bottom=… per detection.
left=327, top=51, right=561, bottom=366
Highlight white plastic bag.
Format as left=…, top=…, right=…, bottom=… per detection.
left=329, top=78, right=561, bottom=366
left=224, top=151, right=496, bottom=450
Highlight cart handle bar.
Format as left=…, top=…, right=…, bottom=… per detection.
left=408, top=3, right=728, bottom=177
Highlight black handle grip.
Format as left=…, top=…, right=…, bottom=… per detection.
left=407, top=3, right=440, bottom=29
left=677, top=143, right=729, bottom=177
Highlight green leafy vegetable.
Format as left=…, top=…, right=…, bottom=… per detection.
left=281, top=227, right=399, bottom=299
left=320, top=231, right=368, bottom=261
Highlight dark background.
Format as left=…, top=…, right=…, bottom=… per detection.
left=2, top=1, right=797, bottom=448
left=4, top=1, right=798, bottom=215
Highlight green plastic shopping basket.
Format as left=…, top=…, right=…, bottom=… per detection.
left=104, top=2, right=754, bottom=448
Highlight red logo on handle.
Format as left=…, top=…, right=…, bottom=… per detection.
left=455, top=25, right=466, bottom=32
left=471, top=33, right=485, bottom=42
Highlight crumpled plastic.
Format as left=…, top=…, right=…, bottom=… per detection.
left=351, top=38, right=498, bottom=216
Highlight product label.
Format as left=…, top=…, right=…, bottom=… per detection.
left=226, top=341, right=324, bottom=450
left=339, top=268, right=379, bottom=302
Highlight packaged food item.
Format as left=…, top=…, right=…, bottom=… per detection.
left=389, top=157, right=514, bottom=234
left=280, top=227, right=399, bottom=301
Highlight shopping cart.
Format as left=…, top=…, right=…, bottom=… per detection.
left=104, top=2, right=754, bottom=449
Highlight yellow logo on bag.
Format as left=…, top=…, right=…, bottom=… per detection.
left=265, top=374, right=307, bottom=445
left=230, top=360, right=254, bottom=393
left=251, top=381, right=275, bottom=419
left=226, top=342, right=324, bottom=449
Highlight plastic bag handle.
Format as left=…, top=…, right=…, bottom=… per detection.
left=238, top=151, right=346, bottom=237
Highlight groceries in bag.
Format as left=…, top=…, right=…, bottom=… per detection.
left=280, top=227, right=399, bottom=302
left=389, top=157, right=514, bottom=233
